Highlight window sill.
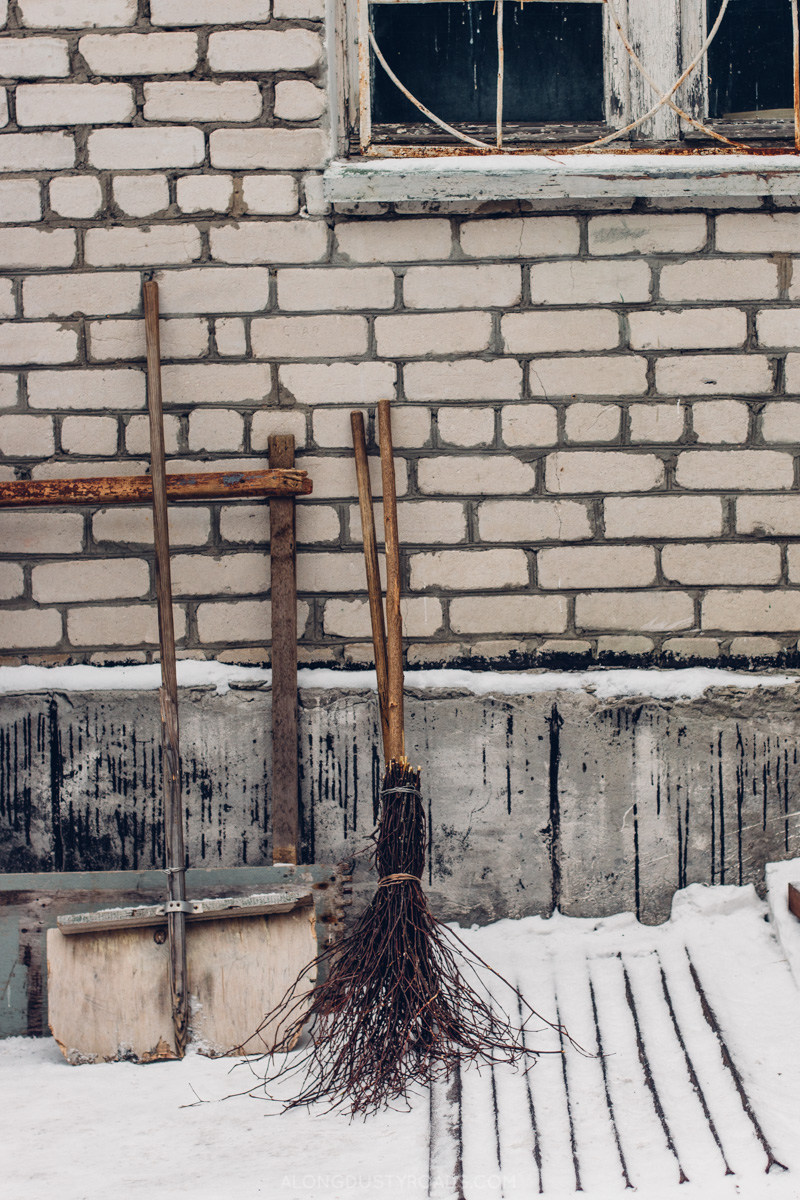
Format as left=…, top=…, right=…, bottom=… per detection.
left=323, top=153, right=800, bottom=204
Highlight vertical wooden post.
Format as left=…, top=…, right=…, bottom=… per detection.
left=269, top=434, right=299, bottom=865
left=143, top=279, right=188, bottom=1058
left=378, top=400, right=404, bottom=762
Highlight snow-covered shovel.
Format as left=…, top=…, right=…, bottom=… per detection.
left=240, top=400, right=572, bottom=1115
left=45, top=281, right=316, bottom=1065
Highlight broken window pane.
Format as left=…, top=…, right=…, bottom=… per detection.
left=371, top=1, right=605, bottom=126
left=707, top=0, right=793, bottom=118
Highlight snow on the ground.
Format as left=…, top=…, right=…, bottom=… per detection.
left=3, top=868, right=800, bottom=1200
left=0, top=662, right=795, bottom=699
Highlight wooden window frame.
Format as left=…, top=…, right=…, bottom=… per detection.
left=335, top=0, right=796, bottom=157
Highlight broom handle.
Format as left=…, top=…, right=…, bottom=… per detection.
left=351, top=412, right=391, bottom=761
left=378, top=399, right=404, bottom=761
left=144, top=279, right=189, bottom=1059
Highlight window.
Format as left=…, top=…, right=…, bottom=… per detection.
left=340, top=0, right=799, bottom=155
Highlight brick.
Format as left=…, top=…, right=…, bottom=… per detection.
left=297, top=550, right=378, bottom=593
left=0, top=88, right=6, bottom=126
left=0, top=374, right=15, bottom=407
left=675, top=450, right=793, bottom=490
left=761, top=402, right=800, bottom=443
left=729, top=636, right=782, bottom=657
left=410, top=548, right=527, bottom=591
left=662, top=637, right=720, bottom=659
left=252, top=315, right=367, bottom=359
left=628, top=403, right=685, bottom=443
left=277, top=267, right=394, bottom=312
left=547, top=451, right=664, bottom=494
left=68, top=603, right=186, bottom=647
left=529, top=356, right=648, bottom=398
left=350, top=499, right=465, bottom=545
left=716, top=212, right=800, bottom=253
left=23, top=272, right=139, bottom=318
left=503, top=309, right=619, bottom=353
left=702, top=589, right=800, bottom=632
left=0, top=178, right=41, bottom=223
left=0, top=279, right=12, bottom=319
left=49, top=174, right=102, bottom=218
left=162, top=363, right=270, bottom=406
left=501, top=403, right=557, bottom=447
left=756, top=308, right=800, bottom=348
left=780, top=354, right=800, bottom=393
left=0, top=132, right=74, bottom=172
left=19, top=0, right=136, bottom=26
left=124, top=413, right=179, bottom=454
left=662, top=543, right=780, bottom=585
left=0, top=413, right=54, bottom=455
left=659, top=259, right=778, bottom=302
left=85, top=225, right=201, bottom=267
left=279, top=362, right=395, bottom=405
left=390, top=407, right=430, bottom=448
left=449, top=594, right=567, bottom=635
left=295, top=454, right=407, bottom=500
left=312, top=407, right=363, bottom=447
left=565, top=403, right=620, bottom=444
left=784, top=546, right=800, bottom=583
left=597, top=636, right=654, bottom=655
left=249, top=408, right=307, bottom=452
left=658, top=355, right=771, bottom=397
left=212, top=128, right=327, bottom=171
left=196, top=598, right=307, bottom=643
left=218, top=501, right=339, bottom=546
left=112, top=173, right=169, bottom=218
left=588, top=214, right=707, bottom=255
left=152, top=0, right=270, bottom=22
left=459, top=216, right=579, bottom=259
left=208, top=29, right=321, bottom=71
left=0, top=511, right=83, bottom=556
left=605, top=495, right=723, bottom=539
left=171, top=551, right=268, bottom=596
left=692, top=400, right=749, bottom=444
left=404, top=264, right=520, bottom=310
left=93, top=505, right=208, bottom=546
left=176, top=175, right=233, bottom=214
left=478, top=498, right=591, bottom=543
left=242, top=175, right=298, bottom=216
left=437, top=407, right=494, bottom=448
left=737, top=495, right=800, bottom=535
left=0, top=227, right=74, bottom=270
left=274, top=0, right=323, bottom=15
left=274, top=80, right=325, bottom=122
left=324, top=596, right=442, bottom=638
left=157, top=266, right=269, bottom=314
left=418, top=454, right=535, bottom=496
left=576, top=591, right=694, bottom=633
left=539, top=545, right=655, bottom=589
left=32, top=558, right=149, bottom=603
left=375, top=312, right=490, bottom=358
left=0, top=322, right=76, bottom=366
left=3, top=608, right=62, bottom=648
left=144, top=81, right=262, bottom=124
left=31, top=458, right=146, bottom=480
left=0, top=564, right=22, bottom=599
left=61, top=415, right=118, bottom=456
left=628, top=308, right=746, bottom=351
left=336, top=220, right=452, bottom=264
left=530, top=260, right=650, bottom=305
left=16, top=83, right=133, bottom=127
left=215, top=317, right=246, bottom=357
left=79, top=32, right=198, bottom=75
left=88, top=128, right=204, bottom=171
left=405, top=359, right=522, bottom=402
left=210, top=221, right=327, bottom=265
left=187, top=408, right=244, bottom=452
left=89, top=317, right=208, bottom=362
left=27, top=368, right=144, bottom=410
left=0, top=37, right=69, bottom=77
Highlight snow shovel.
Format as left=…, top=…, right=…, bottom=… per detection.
left=46, top=280, right=317, bottom=1064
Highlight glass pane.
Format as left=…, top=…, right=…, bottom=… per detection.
left=707, top=0, right=793, bottom=118
left=371, top=1, right=604, bottom=125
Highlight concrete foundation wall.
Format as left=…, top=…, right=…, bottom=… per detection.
left=3, top=679, right=799, bottom=924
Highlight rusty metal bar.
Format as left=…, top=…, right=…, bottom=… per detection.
left=496, top=0, right=504, bottom=149
left=793, top=0, right=800, bottom=151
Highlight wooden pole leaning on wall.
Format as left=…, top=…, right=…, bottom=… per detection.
left=377, top=399, right=404, bottom=762
left=269, top=434, right=299, bottom=865
left=143, top=279, right=189, bottom=1058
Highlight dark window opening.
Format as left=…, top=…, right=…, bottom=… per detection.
left=371, top=1, right=605, bottom=127
left=707, top=0, right=793, bottom=119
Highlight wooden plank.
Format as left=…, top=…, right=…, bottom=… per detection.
left=0, top=468, right=311, bottom=509
left=789, top=882, right=800, bottom=921
left=46, top=905, right=317, bottom=1062
left=56, top=889, right=313, bottom=934
left=144, top=278, right=189, bottom=1059
left=378, top=399, right=404, bottom=761
left=269, top=434, right=300, bottom=866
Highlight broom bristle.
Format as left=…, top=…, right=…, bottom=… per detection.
left=243, top=760, right=569, bottom=1116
